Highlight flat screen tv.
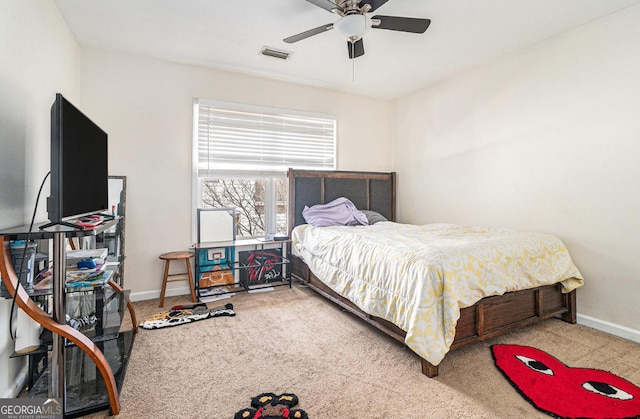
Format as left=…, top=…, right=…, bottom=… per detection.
left=46, top=93, right=108, bottom=227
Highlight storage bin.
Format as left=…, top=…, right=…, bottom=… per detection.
left=4, top=241, right=37, bottom=293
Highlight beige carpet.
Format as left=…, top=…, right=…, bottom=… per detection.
left=92, top=282, right=639, bottom=418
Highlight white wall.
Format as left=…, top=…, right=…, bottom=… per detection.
left=392, top=6, right=640, bottom=335
left=79, top=49, right=392, bottom=299
left=0, top=0, right=81, bottom=398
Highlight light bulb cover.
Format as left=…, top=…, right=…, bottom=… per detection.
left=334, top=14, right=371, bottom=41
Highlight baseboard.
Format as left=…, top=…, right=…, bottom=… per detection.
left=130, top=286, right=192, bottom=302
left=577, top=313, right=640, bottom=344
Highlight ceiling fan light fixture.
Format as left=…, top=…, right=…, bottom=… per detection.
left=334, top=14, right=371, bottom=42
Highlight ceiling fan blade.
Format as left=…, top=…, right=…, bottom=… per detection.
left=283, top=23, right=334, bottom=43
left=359, top=0, right=389, bottom=13
left=304, top=0, right=344, bottom=14
left=347, top=38, right=364, bottom=59
left=371, top=15, right=431, bottom=33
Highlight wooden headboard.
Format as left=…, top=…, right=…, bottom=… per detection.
left=287, top=168, right=396, bottom=234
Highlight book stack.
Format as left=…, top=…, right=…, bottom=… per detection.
left=66, top=266, right=113, bottom=288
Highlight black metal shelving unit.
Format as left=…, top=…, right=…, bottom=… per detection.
left=193, top=238, right=291, bottom=301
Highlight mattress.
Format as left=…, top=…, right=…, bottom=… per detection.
left=292, top=222, right=584, bottom=366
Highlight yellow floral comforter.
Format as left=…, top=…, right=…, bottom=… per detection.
left=292, top=222, right=583, bottom=366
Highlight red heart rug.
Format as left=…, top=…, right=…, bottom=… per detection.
left=492, top=344, right=640, bottom=419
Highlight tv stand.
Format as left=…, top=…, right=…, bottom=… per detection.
left=0, top=218, right=135, bottom=416
left=39, top=212, right=115, bottom=231
left=95, top=212, right=115, bottom=220
left=38, top=221, right=81, bottom=230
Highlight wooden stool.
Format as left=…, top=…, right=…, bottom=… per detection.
left=158, top=251, right=196, bottom=307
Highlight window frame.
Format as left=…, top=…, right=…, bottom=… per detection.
left=191, top=99, right=337, bottom=242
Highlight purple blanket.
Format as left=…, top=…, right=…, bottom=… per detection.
left=302, top=197, right=368, bottom=227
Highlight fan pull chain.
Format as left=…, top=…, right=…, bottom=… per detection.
left=352, top=56, right=355, bottom=82
left=351, top=42, right=355, bottom=82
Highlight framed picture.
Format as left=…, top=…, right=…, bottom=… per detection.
left=239, top=249, right=283, bottom=286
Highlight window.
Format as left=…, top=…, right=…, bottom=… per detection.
left=193, top=99, right=336, bottom=238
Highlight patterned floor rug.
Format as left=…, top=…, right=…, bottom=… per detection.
left=492, top=344, right=640, bottom=418
left=138, top=302, right=235, bottom=329
left=234, top=393, right=308, bottom=419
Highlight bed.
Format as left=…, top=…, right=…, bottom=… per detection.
left=287, top=168, right=583, bottom=377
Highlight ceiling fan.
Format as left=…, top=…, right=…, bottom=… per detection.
left=283, top=0, right=431, bottom=59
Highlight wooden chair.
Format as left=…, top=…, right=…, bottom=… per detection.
left=158, top=251, right=196, bottom=307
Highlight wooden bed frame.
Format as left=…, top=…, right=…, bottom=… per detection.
left=287, top=168, right=577, bottom=378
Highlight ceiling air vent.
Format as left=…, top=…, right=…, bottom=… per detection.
left=260, top=47, right=292, bottom=60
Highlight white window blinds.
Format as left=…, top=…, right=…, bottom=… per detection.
left=196, top=100, right=336, bottom=177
